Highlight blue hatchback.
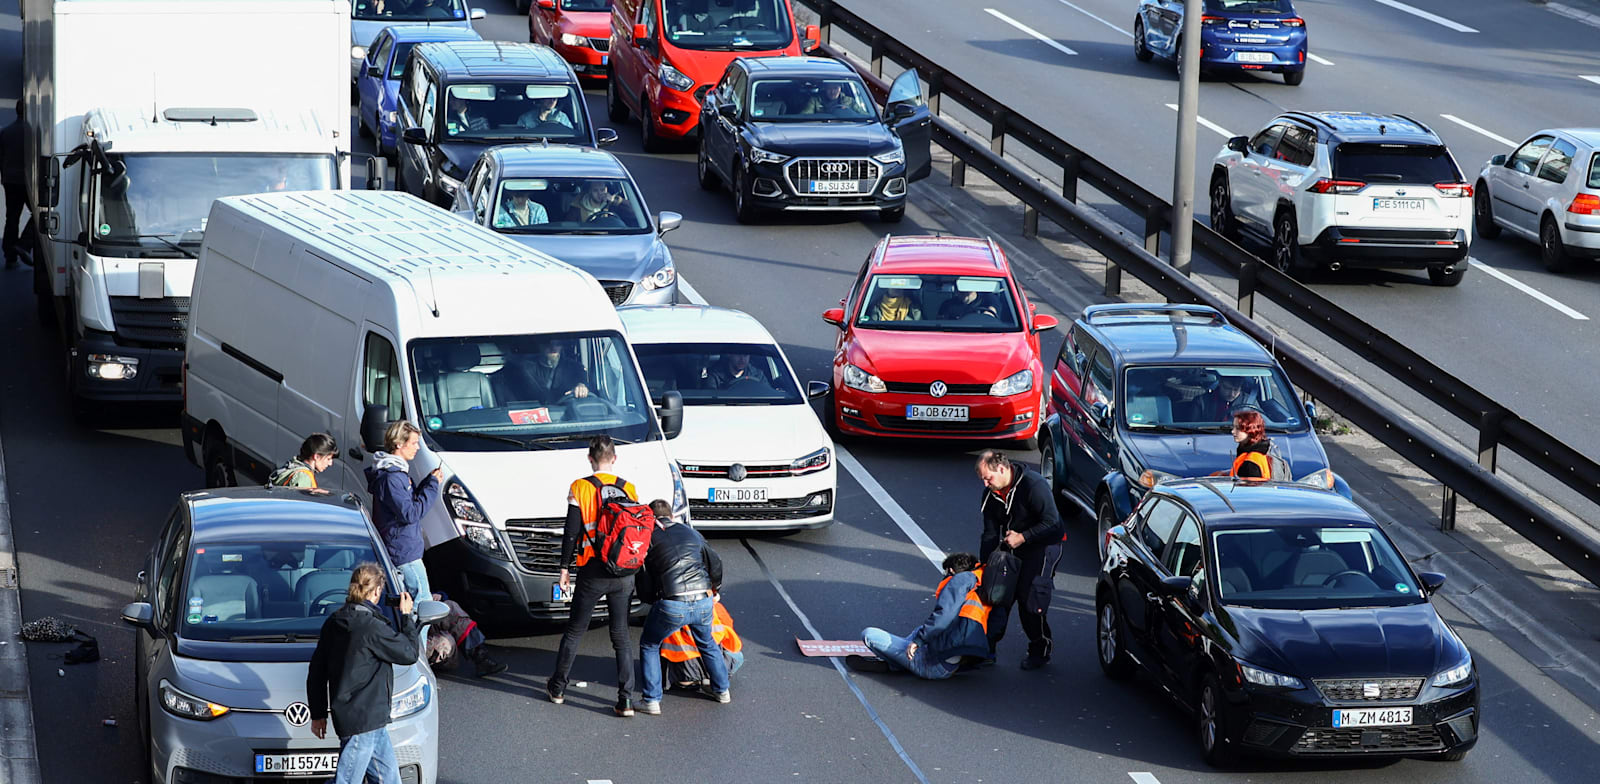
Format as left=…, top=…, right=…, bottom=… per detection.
left=1134, top=0, right=1308, bottom=86
left=357, top=24, right=483, bottom=157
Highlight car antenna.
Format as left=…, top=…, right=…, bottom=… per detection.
left=426, top=267, right=441, bottom=318
left=151, top=75, right=159, bottom=123
left=1379, top=123, right=1387, bottom=135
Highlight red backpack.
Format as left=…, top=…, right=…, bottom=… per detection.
left=585, top=476, right=655, bottom=576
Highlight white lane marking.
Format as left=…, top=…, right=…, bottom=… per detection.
left=1055, top=0, right=1133, bottom=38
left=1372, top=0, right=1479, bottom=33
left=1164, top=104, right=1235, bottom=139
left=1469, top=258, right=1590, bottom=320
left=677, top=275, right=946, bottom=573
left=1580, top=75, right=1600, bottom=87
left=1547, top=2, right=1600, bottom=30
left=985, top=8, right=1078, bottom=56
left=1129, top=775, right=1162, bottom=784
left=1307, top=52, right=1335, bottom=66
left=1438, top=114, right=1517, bottom=148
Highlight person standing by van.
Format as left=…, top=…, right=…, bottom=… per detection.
left=367, top=421, right=442, bottom=601
left=2, top=100, right=27, bottom=269
left=547, top=435, right=640, bottom=717
left=269, top=433, right=339, bottom=489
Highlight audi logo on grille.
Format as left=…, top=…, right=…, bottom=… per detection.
left=820, top=162, right=851, bottom=174
left=284, top=702, right=311, bottom=727
left=929, top=381, right=948, bottom=398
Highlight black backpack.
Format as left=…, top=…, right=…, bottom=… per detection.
left=982, top=545, right=1021, bottom=607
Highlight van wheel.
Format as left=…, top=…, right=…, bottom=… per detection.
left=640, top=96, right=666, bottom=153
left=606, top=66, right=629, bottom=122
left=1473, top=183, right=1500, bottom=239
left=1541, top=215, right=1577, bottom=273
left=203, top=430, right=236, bottom=489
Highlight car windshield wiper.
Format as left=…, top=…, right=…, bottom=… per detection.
left=99, top=233, right=200, bottom=259
left=228, top=633, right=315, bottom=643
left=437, top=430, right=543, bottom=450
left=527, top=433, right=637, bottom=446
left=1128, top=424, right=1226, bottom=433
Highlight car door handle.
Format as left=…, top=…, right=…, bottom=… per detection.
left=136, top=570, right=146, bottom=584
left=1523, top=182, right=1530, bottom=189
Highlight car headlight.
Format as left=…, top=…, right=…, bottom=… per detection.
left=748, top=146, right=789, bottom=165
left=560, top=33, right=588, bottom=47
left=790, top=447, right=831, bottom=476
left=390, top=678, right=430, bottom=720
left=1296, top=468, right=1338, bottom=490
left=658, top=63, right=694, bottom=92
left=874, top=146, right=905, bottom=165
left=1238, top=662, right=1304, bottom=690
left=843, top=363, right=886, bottom=394
left=1432, top=656, right=1472, bottom=688
left=1138, top=469, right=1182, bottom=488
left=639, top=263, right=676, bottom=291
left=160, top=680, right=229, bottom=721
left=445, top=480, right=508, bottom=559
left=989, top=369, right=1033, bottom=397
left=670, top=462, right=690, bottom=523
left=351, top=45, right=367, bottom=61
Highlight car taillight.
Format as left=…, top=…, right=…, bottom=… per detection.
left=1282, top=17, right=1305, bottom=27
left=1569, top=193, right=1600, bottom=215
left=1308, top=178, right=1366, bottom=194
left=1434, top=182, right=1473, bottom=198
left=1201, top=14, right=1225, bottom=25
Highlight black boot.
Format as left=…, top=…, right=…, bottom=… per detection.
left=467, top=645, right=507, bottom=678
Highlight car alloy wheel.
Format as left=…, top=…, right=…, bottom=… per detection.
left=1541, top=216, right=1575, bottom=273
left=1096, top=498, right=1117, bottom=560
left=1198, top=674, right=1236, bottom=767
left=697, top=140, right=719, bottom=191
left=1474, top=183, right=1500, bottom=239
left=1210, top=175, right=1239, bottom=241
left=1133, top=19, right=1153, bottom=62
left=735, top=167, right=760, bottom=224
left=1272, top=212, right=1306, bottom=276
left=1097, top=600, right=1133, bottom=679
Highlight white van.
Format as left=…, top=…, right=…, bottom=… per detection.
left=181, top=190, right=687, bottom=629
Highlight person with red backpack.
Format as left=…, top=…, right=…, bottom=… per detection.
left=546, top=435, right=655, bottom=717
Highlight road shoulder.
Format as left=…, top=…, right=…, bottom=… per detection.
left=0, top=428, right=42, bottom=784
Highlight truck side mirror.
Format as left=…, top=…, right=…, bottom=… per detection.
left=39, top=156, right=60, bottom=208
left=657, top=390, right=683, bottom=439
left=361, top=404, right=389, bottom=453
left=364, top=155, right=387, bottom=191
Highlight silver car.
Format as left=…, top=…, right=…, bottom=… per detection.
left=123, top=488, right=447, bottom=784
left=350, top=0, right=484, bottom=82
left=1475, top=128, right=1600, bottom=272
left=450, top=144, right=681, bottom=305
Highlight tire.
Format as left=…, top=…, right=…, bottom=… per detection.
left=1271, top=209, right=1310, bottom=277
left=734, top=166, right=761, bottom=225
left=879, top=205, right=905, bottom=223
left=1198, top=673, right=1238, bottom=767
left=1540, top=215, right=1576, bottom=273
left=1133, top=19, right=1153, bottom=62
left=640, top=95, right=666, bottom=153
left=1173, top=36, right=1184, bottom=76
left=203, top=430, right=236, bottom=489
left=606, top=67, right=630, bottom=123
left=1209, top=173, right=1240, bottom=241
left=1283, top=68, right=1305, bottom=86
left=697, top=139, right=720, bottom=191
left=1473, top=182, right=1500, bottom=239
left=1096, top=496, right=1118, bottom=561
left=1428, top=264, right=1466, bottom=286
left=1095, top=596, right=1135, bottom=680
left=1040, top=438, right=1060, bottom=509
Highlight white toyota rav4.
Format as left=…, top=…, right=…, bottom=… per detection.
left=621, top=305, right=837, bottom=531
left=1210, top=111, right=1474, bottom=286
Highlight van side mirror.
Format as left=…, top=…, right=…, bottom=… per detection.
left=363, top=155, right=387, bottom=191
left=596, top=127, right=619, bottom=148
left=1490, top=154, right=1507, bottom=167
left=402, top=127, right=427, bottom=145
left=361, top=404, right=389, bottom=453
left=657, top=390, right=683, bottom=439
left=821, top=307, right=845, bottom=327
left=802, top=23, right=820, bottom=51
left=366, top=65, right=382, bottom=79
left=657, top=211, right=682, bottom=235
left=1226, top=135, right=1248, bottom=154
left=39, top=156, right=60, bottom=208
left=632, top=23, right=649, bottom=44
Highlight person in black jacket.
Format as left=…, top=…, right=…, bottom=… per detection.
left=307, top=563, right=419, bottom=784
left=976, top=450, right=1065, bottom=670
left=635, top=500, right=727, bottom=716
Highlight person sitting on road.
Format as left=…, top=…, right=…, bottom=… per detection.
left=705, top=352, right=768, bottom=389
left=493, top=190, right=549, bottom=230
left=848, top=552, right=990, bottom=679
left=516, top=96, right=573, bottom=132
left=870, top=286, right=921, bottom=322
left=565, top=181, right=624, bottom=224
left=802, top=82, right=868, bottom=116
left=269, top=433, right=338, bottom=489
left=424, top=593, right=507, bottom=678
left=662, top=596, right=744, bottom=691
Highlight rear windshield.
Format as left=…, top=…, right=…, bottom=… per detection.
left=1204, top=0, right=1294, bottom=12
left=1590, top=153, right=1600, bottom=189
left=1333, top=143, right=1461, bottom=184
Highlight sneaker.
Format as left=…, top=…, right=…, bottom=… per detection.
left=546, top=683, right=565, bottom=705
left=473, top=655, right=508, bottom=678
left=845, top=655, right=891, bottom=673
left=638, top=700, right=661, bottom=716
left=699, top=685, right=731, bottom=704
left=1020, top=655, right=1050, bottom=671
left=614, top=698, right=635, bottom=717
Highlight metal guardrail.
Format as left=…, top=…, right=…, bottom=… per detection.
left=797, top=0, right=1600, bottom=586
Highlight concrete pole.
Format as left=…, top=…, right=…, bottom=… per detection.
left=1171, top=0, right=1203, bottom=275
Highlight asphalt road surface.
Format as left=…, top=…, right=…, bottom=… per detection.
left=2, top=1, right=1599, bottom=783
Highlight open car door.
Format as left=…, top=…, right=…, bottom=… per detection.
left=886, top=69, right=932, bottom=182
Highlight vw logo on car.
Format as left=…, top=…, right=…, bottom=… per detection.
left=728, top=463, right=748, bottom=482
left=283, top=702, right=312, bottom=727
left=929, top=381, right=948, bottom=398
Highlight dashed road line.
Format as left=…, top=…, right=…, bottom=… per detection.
left=1164, top=103, right=1235, bottom=138
left=1128, top=774, right=1162, bottom=784
left=1580, top=75, right=1600, bottom=87
left=1469, top=258, right=1590, bottom=321
left=1438, top=113, right=1517, bottom=147
left=1372, top=0, right=1479, bottom=33
left=1546, top=2, right=1600, bottom=30
left=1306, top=52, right=1335, bottom=66
left=1055, top=0, right=1133, bottom=38
left=985, top=8, right=1078, bottom=56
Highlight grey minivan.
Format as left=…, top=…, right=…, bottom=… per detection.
left=123, top=488, right=449, bottom=784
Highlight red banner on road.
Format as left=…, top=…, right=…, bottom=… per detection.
left=795, top=638, right=876, bottom=658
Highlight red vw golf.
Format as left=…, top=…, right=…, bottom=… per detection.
left=821, top=236, right=1057, bottom=443
left=528, top=0, right=612, bottom=79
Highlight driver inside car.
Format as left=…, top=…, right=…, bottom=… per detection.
left=516, top=96, right=573, bottom=132
left=449, top=95, right=489, bottom=134
left=505, top=340, right=589, bottom=403
left=565, top=180, right=624, bottom=223
left=493, top=189, right=549, bottom=229
left=937, top=290, right=1000, bottom=321
left=706, top=352, right=769, bottom=389
left=802, top=82, right=867, bottom=115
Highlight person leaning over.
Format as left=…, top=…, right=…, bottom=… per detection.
left=976, top=449, right=1065, bottom=671
left=547, top=435, right=640, bottom=717
left=306, top=563, right=418, bottom=784
left=367, top=421, right=442, bottom=601
left=269, top=433, right=338, bottom=489
left=635, top=499, right=728, bottom=716
left=851, top=552, right=990, bottom=679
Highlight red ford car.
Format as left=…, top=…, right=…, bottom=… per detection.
left=528, top=0, right=613, bottom=79
left=821, top=236, right=1058, bottom=444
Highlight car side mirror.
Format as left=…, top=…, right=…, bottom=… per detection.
left=1418, top=572, right=1446, bottom=594
left=1158, top=575, right=1192, bottom=597
left=802, top=23, right=820, bottom=51
left=469, top=7, right=486, bottom=20
left=360, top=403, right=389, bottom=453
left=1226, top=135, right=1249, bottom=154
left=632, top=23, right=649, bottom=44
left=657, top=210, right=682, bottom=235
left=807, top=380, right=831, bottom=399
left=1090, top=400, right=1112, bottom=428
left=121, top=602, right=156, bottom=631
left=718, top=101, right=737, bottom=119
left=537, top=0, right=555, bottom=8
left=401, top=127, right=427, bottom=145
left=366, top=65, right=382, bottom=78
left=886, top=102, right=915, bottom=122
left=363, top=154, right=387, bottom=191
left=1304, top=400, right=1318, bottom=423
left=416, top=600, right=451, bottom=624
left=821, top=307, right=845, bottom=327
left=657, top=390, right=683, bottom=439
left=1032, top=313, right=1058, bottom=333
left=596, top=127, right=619, bottom=148
left=1489, top=154, right=1507, bottom=167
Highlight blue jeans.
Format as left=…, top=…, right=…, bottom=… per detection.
left=640, top=597, right=729, bottom=701
left=397, top=560, right=431, bottom=602
left=862, top=627, right=959, bottom=680
left=334, top=727, right=401, bottom=784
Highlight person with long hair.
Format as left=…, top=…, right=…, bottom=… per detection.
left=1229, top=409, right=1273, bottom=481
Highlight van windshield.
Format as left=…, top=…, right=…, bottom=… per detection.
left=409, top=330, right=660, bottom=451
left=442, top=84, right=588, bottom=143
left=353, top=0, right=467, bottom=22
left=663, top=0, right=794, bottom=51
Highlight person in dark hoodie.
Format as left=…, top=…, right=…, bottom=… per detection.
left=307, top=563, right=418, bottom=784
left=976, top=449, right=1065, bottom=671
left=849, top=552, right=990, bottom=679
left=634, top=499, right=727, bottom=716
left=367, top=421, right=442, bottom=601
left=423, top=593, right=507, bottom=678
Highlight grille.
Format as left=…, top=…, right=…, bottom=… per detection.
left=689, top=494, right=831, bottom=521
left=108, top=296, right=190, bottom=348
left=1340, top=228, right=1456, bottom=240
left=588, top=37, right=610, bottom=52
left=1292, top=725, right=1443, bottom=754
left=504, top=519, right=570, bottom=573
left=679, top=463, right=792, bottom=479
left=1314, top=678, right=1423, bottom=702
left=785, top=158, right=880, bottom=194
left=1241, top=719, right=1293, bottom=748
left=883, top=381, right=991, bottom=395
left=874, top=415, right=1002, bottom=432
left=602, top=281, right=633, bottom=305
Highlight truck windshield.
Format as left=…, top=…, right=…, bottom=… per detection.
left=409, top=330, right=661, bottom=451
left=91, top=153, right=337, bottom=255
left=662, top=0, right=794, bottom=51
left=353, top=0, right=467, bottom=22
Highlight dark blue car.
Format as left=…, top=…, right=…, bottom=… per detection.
left=356, top=24, right=483, bottom=158
left=1038, top=304, right=1348, bottom=558
left=1134, top=0, right=1308, bottom=86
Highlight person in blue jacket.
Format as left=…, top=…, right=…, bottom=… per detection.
left=366, top=421, right=442, bottom=601
left=849, top=552, right=991, bottom=679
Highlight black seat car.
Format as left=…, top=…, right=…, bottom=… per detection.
left=695, top=56, right=932, bottom=224
left=1095, top=478, right=1478, bottom=766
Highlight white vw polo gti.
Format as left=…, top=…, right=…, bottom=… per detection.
left=621, top=305, right=837, bottom=531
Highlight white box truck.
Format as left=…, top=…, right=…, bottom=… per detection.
left=183, top=190, right=688, bottom=630
left=19, top=0, right=371, bottom=416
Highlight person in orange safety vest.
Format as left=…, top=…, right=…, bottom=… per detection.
left=850, top=552, right=991, bottom=679
left=1229, top=409, right=1273, bottom=481
left=660, top=599, right=745, bottom=690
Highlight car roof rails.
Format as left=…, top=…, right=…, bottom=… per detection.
left=1081, top=303, right=1227, bottom=327
left=1281, top=111, right=1335, bottom=132
left=985, top=237, right=1004, bottom=269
